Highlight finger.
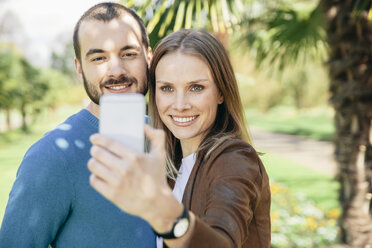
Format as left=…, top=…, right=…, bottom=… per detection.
left=90, top=134, right=137, bottom=160
left=89, top=174, right=115, bottom=201
left=90, top=145, right=124, bottom=169
left=144, top=125, right=165, bottom=154
left=87, top=158, right=120, bottom=187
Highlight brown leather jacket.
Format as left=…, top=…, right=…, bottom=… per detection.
left=170, top=139, right=271, bottom=248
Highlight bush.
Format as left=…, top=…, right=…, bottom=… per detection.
left=230, top=49, right=329, bottom=112
left=237, top=72, right=284, bottom=112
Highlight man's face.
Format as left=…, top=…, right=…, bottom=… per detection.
left=75, top=15, right=150, bottom=105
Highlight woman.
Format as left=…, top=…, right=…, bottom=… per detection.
left=88, top=29, right=271, bottom=247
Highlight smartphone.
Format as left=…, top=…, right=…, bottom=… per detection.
left=99, top=93, right=145, bottom=152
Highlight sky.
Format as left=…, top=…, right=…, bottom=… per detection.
left=0, top=0, right=108, bottom=66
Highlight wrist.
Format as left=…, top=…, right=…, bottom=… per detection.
left=154, top=205, right=190, bottom=239
left=144, top=187, right=183, bottom=233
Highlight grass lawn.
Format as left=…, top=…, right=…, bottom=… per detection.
left=261, top=152, right=340, bottom=212
left=0, top=105, right=82, bottom=223
left=244, top=106, right=339, bottom=211
left=245, top=106, right=335, bottom=141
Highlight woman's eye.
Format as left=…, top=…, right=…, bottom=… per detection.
left=191, top=85, right=204, bottom=92
left=160, top=86, right=173, bottom=92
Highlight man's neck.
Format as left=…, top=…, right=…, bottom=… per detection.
left=85, top=101, right=100, bottom=119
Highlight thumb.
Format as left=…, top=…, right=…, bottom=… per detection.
left=144, top=124, right=166, bottom=154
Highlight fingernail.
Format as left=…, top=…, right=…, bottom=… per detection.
left=90, top=134, right=99, bottom=142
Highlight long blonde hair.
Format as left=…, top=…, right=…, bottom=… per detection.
left=149, top=29, right=252, bottom=180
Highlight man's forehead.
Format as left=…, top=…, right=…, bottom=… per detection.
left=79, top=14, right=142, bottom=43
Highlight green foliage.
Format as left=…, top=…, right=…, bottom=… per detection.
left=237, top=72, right=285, bottom=111
left=37, top=68, right=71, bottom=109
left=238, top=1, right=328, bottom=70
left=280, top=62, right=330, bottom=109
left=121, top=0, right=248, bottom=46
left=231, top=48, right=329, bottom=111
left=51, top=41, right=78, bottom=82
left=0, top=43, right=80, bottom=132
left=0, top=45, right=23, bottom=109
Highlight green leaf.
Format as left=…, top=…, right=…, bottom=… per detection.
left=210, top=2, right=219, bottom=32
left=174, top=1, right=186, bottom=31
left=185, top=0, right=195, bottom=29
left=195, top=0, right=202, bottom=28
left=159, top=5, right=176, bottom=36
left=147, top=0, right=168, bottom=33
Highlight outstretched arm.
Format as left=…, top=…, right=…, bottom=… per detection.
left=89, top=125, right=198, bottom=247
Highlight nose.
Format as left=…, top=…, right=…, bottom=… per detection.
left=107, top=57, right=127, bottom=79
left=172, top=92, right=191, bottom=111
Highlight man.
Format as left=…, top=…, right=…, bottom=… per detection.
left=0, top=3, right=155, bottom=247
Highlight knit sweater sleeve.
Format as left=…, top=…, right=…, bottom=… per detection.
left=0, top=138, right=74, bottom=247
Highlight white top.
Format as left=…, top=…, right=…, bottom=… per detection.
left=156, top=153, right=196, bottom=248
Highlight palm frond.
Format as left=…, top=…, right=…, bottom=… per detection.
left=238, top=4, right=328, bottom=70
left=120, top=0, right=251, bottom=45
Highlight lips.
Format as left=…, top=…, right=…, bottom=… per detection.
left=104, top=83, right=132, bottom=93
left=170, top=115, right=198, bottom=126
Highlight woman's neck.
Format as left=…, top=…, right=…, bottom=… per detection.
left=180, top=139, right=200, bottom=158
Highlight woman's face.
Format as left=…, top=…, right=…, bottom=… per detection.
left=155, top=51, right=223, bottom=153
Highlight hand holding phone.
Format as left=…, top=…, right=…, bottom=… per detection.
left=99, top=94, right=145, bottom=152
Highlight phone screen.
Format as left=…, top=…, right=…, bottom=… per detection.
left=99, top=94, right=145, bottom=152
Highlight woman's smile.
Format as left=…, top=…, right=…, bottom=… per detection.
left=170, top=115, right=199, bottom=126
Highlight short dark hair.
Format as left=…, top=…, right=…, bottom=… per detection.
left=73, top=2, right=149, bottom=62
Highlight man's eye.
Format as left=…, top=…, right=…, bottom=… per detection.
left=191, top=85, right=204, bottom=92
left=123, top=53, right=137, bottom=58
left=91, top=56, right=104, bottom=62
left=160, top=86, right=173, bottom=92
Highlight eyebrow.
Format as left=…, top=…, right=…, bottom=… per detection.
left=85, top=45, right=141, bottom=59
left=120, top=45, right=141, bottom=52
left=156, top=79, right=210, bottom=84
left=85, top=49, right=104, bottom=58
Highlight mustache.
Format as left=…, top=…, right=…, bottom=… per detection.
left=101, top=76, right=137, bottom=87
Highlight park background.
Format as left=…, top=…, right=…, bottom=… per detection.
left=0, top=0, right=371, bottom=247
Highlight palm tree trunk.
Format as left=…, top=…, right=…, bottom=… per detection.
left=320, top=0, right=372, bottom=246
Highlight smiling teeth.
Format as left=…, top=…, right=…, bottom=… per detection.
left=109, top=85, right=127, bottom=90
left=173, top=116, right=196, bottom=123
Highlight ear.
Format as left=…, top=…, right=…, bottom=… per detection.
left=218, top=92, right=224, bottom=104
left=74, top=58, right=83, bottom=83
left=146, top=47, right=153, bottom=67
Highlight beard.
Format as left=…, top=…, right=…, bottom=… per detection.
left=81, top=68, right=149, bottom=105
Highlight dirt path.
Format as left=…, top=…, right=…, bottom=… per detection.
left=250, top=127, right=337, bottom=176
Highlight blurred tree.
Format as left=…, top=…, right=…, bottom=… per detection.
left=51, top=41, right=78, bottom=83
left=0, top=44, right=25, bottom=130
left=320, top=0, right=372, bottom=245
left=37, top=68, right=71, bottom=112
left=14, top=57, right=48, bottom=132
left=241, top=0, right=372, bottom=245
left=0, top=44, right=49, bottom=132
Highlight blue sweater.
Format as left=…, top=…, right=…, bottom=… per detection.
left=0, top=109, right=156, bottom=247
